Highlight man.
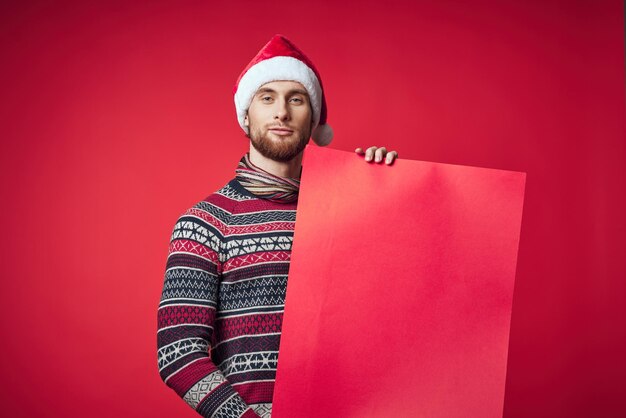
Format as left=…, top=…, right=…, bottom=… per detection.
left=157, top=34, right=398, bottom=418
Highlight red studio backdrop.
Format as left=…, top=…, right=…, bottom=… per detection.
left=0, top=1, right=624, bottom=417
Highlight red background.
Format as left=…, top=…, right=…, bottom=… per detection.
left=0, top=1, right=624, bottom=417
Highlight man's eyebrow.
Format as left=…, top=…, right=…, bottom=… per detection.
left=256, top=87, right=309, bottom=96
left=288, top=88, right=309, bottom=96
left=256, top=87, right=275, bottom=95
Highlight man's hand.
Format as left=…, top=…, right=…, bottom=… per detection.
left=355, top=146, right=399, bottom=165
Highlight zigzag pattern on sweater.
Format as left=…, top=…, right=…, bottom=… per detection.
left=163, top=268, right=212, bottom=284
left=160, top=270, right=218, bottom=302
left=197, top=200, right=296, bottom=225
left=223, top=251, right=291, bottom=270
left=194, top=201, right=233, bottom=224
left=229, top=210, right=296, bottom=225
left=218, top=278, right=287, bottom=311
left=218, top=295, right=285, bottom=312
left=161, top=270, right=217, bottom=305
left=218, top=184, right=254, bottom=201
left=225, top=235, right=293, bottom=258
left=172, top=218, right=224, bottom=248
left=159, top=294, right=216, bottom=307
left=227, top=221, right=295, bottom=236
left=219, top=276, right=287, bottom=292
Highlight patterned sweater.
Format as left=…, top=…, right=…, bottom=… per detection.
left=157, top=178, right=296, bottom=418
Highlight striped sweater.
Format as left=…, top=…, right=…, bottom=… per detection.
left=157, top=178, right=296, bottom=418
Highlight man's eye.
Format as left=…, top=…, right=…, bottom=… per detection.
left=290, top=98, right=303, bottom=103
left=261, top=96, right=273, bottom=102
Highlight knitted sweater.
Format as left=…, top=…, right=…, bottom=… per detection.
left=157, top=178, right=296, bottom=418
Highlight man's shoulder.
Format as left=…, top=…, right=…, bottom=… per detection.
left=200, top=178, right=256, bottom=209
left=209, top=178, right=257, bottom=204
left=178, top=178, right=256, bottom=222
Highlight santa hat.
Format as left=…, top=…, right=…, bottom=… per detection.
left=233, top=34, right=333, bottom=146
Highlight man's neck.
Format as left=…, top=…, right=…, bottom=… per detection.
left=249, top=145, right=303, bottom=179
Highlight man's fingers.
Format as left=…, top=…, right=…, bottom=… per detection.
left=385, top=151, right=398, bottom=165
left=375, top=147, right=387, bottom=163
left=358, top=146, right=397, bottom=164
left=365, top=146, right=377, bottom=162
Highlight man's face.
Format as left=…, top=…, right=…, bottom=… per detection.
left=245, top=80, right=313, bottom=163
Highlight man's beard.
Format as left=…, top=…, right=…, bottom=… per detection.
left=248, top=121, right=311, bottom=163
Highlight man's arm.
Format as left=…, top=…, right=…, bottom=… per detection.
left=157, top=208, right=260, bottom=418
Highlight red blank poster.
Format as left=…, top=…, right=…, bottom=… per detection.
left=272, top=145, right=526, bottom=418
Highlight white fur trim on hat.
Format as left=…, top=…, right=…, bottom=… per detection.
left=234, top=55, right=323, bottom=134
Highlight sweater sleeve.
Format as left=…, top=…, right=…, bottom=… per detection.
left=157, top=208, right=260, bottom=418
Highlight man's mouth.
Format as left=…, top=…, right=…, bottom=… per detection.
left=269, top=127, right=294, bottom=136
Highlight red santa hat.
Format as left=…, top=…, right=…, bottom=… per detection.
left=233, top=34, right=333, bottom=146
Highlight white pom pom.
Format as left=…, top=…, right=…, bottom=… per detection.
left=312, top=123, right=334, bottom=146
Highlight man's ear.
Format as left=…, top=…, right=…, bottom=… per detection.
left=244, top=114, right=249, bottom=127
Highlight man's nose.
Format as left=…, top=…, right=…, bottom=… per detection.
left=274, top=98, right=290, bottom=121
